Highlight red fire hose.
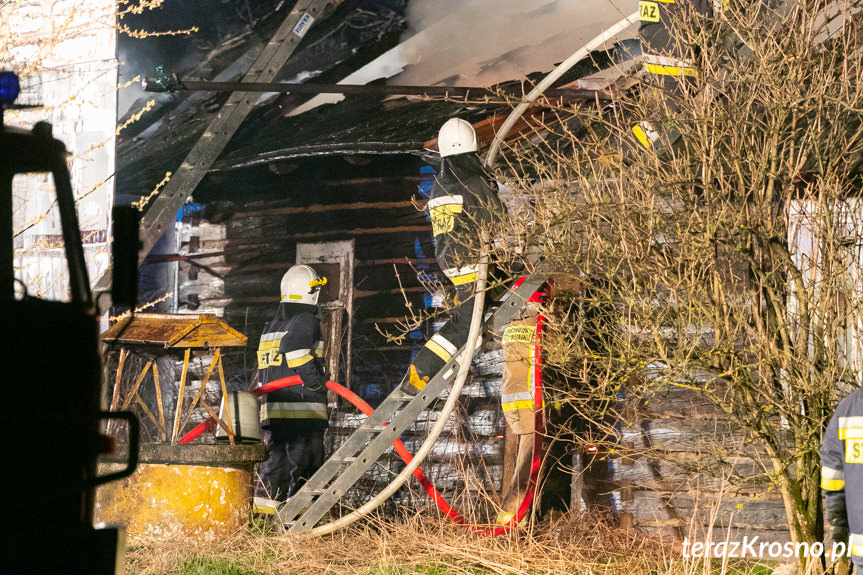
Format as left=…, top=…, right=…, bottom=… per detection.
left=178, top=287, right=546, bottom=534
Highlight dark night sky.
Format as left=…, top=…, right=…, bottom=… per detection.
left=118, top=0, right=282, bottom=114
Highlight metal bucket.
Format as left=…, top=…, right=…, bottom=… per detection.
left=215, top=391, right=261, bottom=443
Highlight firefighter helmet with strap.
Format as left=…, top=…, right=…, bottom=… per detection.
left=438, top=118, right=478, bottom=158
left=280, top=265, right=326, bottom=305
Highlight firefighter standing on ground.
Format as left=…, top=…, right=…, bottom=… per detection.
left=254, top=265, right=329, bottom=514
left=400, top=117, right=542, bottom=524
left=821, top=387, right=863, bottom=568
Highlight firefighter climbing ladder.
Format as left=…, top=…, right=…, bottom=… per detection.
left=279, top=273, right=547, bottom=532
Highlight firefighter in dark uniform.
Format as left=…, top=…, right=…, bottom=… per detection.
left=632, top=0, right=724, bottom=150
left=400, top=118, right=543, bottom=525
left=822, top=387, right=863, bottom=568
left=254, top=264, right=328, bottom=514
left=400, top=117, right=507, bottom=395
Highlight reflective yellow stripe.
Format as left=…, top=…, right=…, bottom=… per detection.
left=846, top=437, right=863, bottom=463
left=633, top=125, right=653, bottom=149
left=431, top=334, right=458, bottom=357
left=645, top=63, right=698, bottom=77
left=450, top=272, right=478, bottom=286
left=639, top=1, right=660, bottom=22
left=262, top=402, right=327, bottom=420
left=821, top=478, right=845, bottom=490
left=264, top=410, right=327, bottom=419
left=851, top=534, right=863, bottom=557
left=286, top=354, right=314, bottom=367
left=502, top=400, right=535, bottom=412
left=253, top=497, right=281, bottom=515
left=424, top=339, right=453, bottom=362
left=503, top=325, right=535, bottom=345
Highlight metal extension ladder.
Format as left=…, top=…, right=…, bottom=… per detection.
left=279, top=274, right=547, bottom=532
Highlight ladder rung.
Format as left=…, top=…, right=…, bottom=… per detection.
left=283, top=272, right=550, bottom=532
left=331, top=456, right=357, bottom=463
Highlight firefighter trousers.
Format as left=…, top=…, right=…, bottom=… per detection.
left=257, top=424, right=325, bottom=501
left=404, top=285, right=478, bottom=393
left=499, top=315, right=540, bottom=518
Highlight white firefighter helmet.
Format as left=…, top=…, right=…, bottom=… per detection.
left=280, top=265, right=326, bottom=305
left=438, top=118, right=478, bottom=158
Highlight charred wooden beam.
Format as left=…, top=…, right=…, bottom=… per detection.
left=144, top=79, right=610, bottom=103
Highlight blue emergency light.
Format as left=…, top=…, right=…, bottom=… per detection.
left=0, top=71, right=21, bottom=106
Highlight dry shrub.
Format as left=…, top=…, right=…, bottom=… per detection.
left=124, top=509, right=771, bottom=575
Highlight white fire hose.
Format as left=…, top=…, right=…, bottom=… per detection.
left=485, top=10, right=640, bottom=169
left=307, top=11, right=639, bottom=536
left=309, top=251, right=489, bottom=536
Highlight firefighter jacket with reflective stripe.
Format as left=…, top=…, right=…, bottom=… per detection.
left=257, top=303, right=328, bottom=430
left=639, top=0, right=715, bottom=63
left=822, top=389, right=863, bottom=564
left=429, top=153, right=506, bottom=286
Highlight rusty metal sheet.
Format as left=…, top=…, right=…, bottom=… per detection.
left=100, top=313, right=247, bottom=348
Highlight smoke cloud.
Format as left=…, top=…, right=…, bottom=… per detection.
left=396, top=0, right=638, bottom=86
left=289, top=0, right=638, bottom=116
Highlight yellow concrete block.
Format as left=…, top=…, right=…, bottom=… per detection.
left=95, top=463, right=252, bottom=542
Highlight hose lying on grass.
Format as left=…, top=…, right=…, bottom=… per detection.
left=179, top=285, right=545, bottom=535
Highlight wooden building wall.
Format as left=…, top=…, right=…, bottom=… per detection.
left=139, top=154, right=512, bottom=511
left=136, top=153, right=793, bottom=536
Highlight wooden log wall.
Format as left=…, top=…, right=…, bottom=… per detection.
left=140, top=154, right=794, bottom=537
left=612, top=382, right=791, bottom=543
left=166, top=155, right=510, bottom=510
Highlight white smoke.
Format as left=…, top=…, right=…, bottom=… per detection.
left=289, top=0, right=638, bottom=116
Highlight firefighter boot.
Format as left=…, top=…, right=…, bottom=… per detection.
left=398, top=364, right=429, bottom=397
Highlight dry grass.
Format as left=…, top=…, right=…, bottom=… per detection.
left=124, top=510, right=772, bottom=575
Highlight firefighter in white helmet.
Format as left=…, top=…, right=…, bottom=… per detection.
left=401, top=117, right=542, bottom=525
left=254, top=264, right=328, bottom=515
left=401, top=118, right=505, bottom=395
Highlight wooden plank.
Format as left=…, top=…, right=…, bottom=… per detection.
left=201, top=400, right=232, bottom=437
left=178, top=348, right=222, bottom=433
left=121, top=360, right=152, bottom=410
left=171, top=348, right=191, bottom=444
left=236, top=200, right=417, bottom=218
left=108, top=348, right=128, bottom=412
left=216, top=351, right=235, bottom=445
left=134, top=394, right=163, bottom=435
left=152, top=363, right=167, bottom=442
left=135, top=0, right=342, bottom=266
left=611, top=455, right=771, bottom=494
left=106, top=348, right=128, bottom=436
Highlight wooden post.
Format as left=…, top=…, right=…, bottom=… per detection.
left=109, top=348, right=128, bottom=411
left=171, top=348, right=191, bottom=444
left=135, top=395, right=163, bottom=434
left=177, top=348, right=221, bottom=433
left=570, top=448, right=585, bottom=520
left=121, top=360, right=152, bottom=410
left=201, top=401, right=232, bottom=437
left=216, top=350, right=235, bottom=445
left=107, top=348, right=128, bottom=435
left=152, top=363, right=167, bottom=442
